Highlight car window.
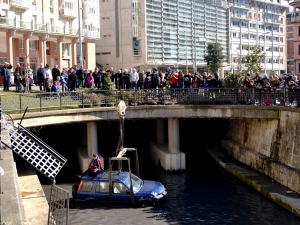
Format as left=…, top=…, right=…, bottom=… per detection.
left=79, top=182, right=94, bottom=192
left=95, top=182, right=109, bottom=193
left=124, top=174, right=143, bottom=193
left=113, top=182, right=127, bottom=194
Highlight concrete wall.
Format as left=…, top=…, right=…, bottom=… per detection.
left=222, top=109, right=300, bottom=194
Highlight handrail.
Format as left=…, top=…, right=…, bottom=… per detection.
left=0, top=88, right=299, bottom=114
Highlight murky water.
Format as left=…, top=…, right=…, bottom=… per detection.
left=33, top=120, right=300, bottom=224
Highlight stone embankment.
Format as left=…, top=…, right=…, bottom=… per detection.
left=207, top=147, right=300, bottom=217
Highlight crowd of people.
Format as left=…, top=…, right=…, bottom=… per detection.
left=2, top=63, right=299, bottom=101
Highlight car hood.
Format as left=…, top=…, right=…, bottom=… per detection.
left=138, top=180, right=165, bottom=194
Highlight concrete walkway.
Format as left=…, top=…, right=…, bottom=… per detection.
left=207, top=147, right=300, bottom=218
left=17, top=165, right=49, bottom=225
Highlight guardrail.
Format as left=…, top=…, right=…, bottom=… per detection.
left=0, top=88, right=299, bottom=114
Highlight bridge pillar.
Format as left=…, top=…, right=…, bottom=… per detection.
left=77, top=122, right=104, bottom=172
left=168, top=118, right=179, bottom=154
left=87, top=122, right=98, bottom=157
left=150, top=118, right=185, bottom=171
left=156, top=119, right=164, bottom=143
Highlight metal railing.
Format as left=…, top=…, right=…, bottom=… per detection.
left=0, top=88, right=300, bottom=114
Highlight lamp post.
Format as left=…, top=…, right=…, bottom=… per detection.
left=77, top=0, right=83, bottom=67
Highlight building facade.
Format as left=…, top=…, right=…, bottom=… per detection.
left=228, top=0, right=289, bottom=76
left=97, top=0, right=228, bottom=73
left=290, top=1, right=300, bottom=75
left=0, top=0, right=99, bottom=74
left=286, top=13, right=294, bottom=74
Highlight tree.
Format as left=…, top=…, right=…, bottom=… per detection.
left=224, top=72, right=245, bottom=88
left=101, top=65, right=116, bottom=91
left=242, top=45, right=266, bottom=73
left=204, top=42, right=226, bottom=74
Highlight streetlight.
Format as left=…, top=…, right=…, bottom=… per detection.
left=77, top=0, right=83, bottom=67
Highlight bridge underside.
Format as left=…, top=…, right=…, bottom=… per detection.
left=11, top=105, right=280, bottom=128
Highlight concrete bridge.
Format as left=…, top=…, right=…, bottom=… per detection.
left=4, top=104, right=300, bottom=221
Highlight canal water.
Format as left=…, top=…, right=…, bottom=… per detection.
left=31, top=120, right=300, bottom=224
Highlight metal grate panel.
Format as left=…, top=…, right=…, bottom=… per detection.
left=2, top=124, right=67, bottom=180
left=48, top=185, right=69, bottom=225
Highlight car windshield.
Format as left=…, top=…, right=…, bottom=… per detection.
left=124, top=174, right=143, bottom=193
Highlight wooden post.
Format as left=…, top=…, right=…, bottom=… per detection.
left=109, top=158, right=112, bottom=203
left=128, top=158, right=135, bottom=206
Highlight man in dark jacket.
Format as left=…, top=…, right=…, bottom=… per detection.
left=51, top=65, right=60, bottom=83
left=1, top=62, right=13, bottom=91
left=76, top=66, right=84, bottom=88
left=37, top=63, right=46, bottom=91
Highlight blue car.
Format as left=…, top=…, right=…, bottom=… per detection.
left=72, top=171, right=167, bottom=206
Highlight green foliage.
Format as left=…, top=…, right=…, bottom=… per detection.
left=204, top=42, right=225, bottom=74
left=242, top=45, right=266, bottom=73
left=224, top=72, right=245, bottom=88
left=101, top=72, right=116, bottom=91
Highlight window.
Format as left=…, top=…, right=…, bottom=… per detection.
left=19, top=39, right=24, bottom=54
left=232, top=32, right=237, bottom=37
left=49, top=0, right=54, bottom=14
left=96, top=182, right=109, bottom=193
left=267, top=58, right=271, bottom=63
left=232, top=21, right=239, bottom=27
left=249, top=23, right=255, bottom=29
left=241, top=22, right=247, bottom=28
left=113, top=182, right=127, bottom=194
left=299, top=63, right=300, bottom=72
left=46, top=41, right=50, bottom=55
left=298, top=45, right=300, bottom=54
left=62, top=43, right=70, bottom=56
left=79, top=182, right=94, bottom=192
left=274, top=58, right=278, bottom=63
left=241, top=33, right=248, bottom=39
left=54, top=42, right=57, bottom=56
left=259, top=25, right=264, bottom=30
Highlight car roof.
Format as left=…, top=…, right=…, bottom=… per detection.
left=81, top=171, right=129, bottom=183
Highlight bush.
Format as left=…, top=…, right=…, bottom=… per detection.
left=224, top=72, right=245, bottom=88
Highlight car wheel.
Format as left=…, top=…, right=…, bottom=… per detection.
left=139, top=200, right=152, bottom=207
left=72, top=184, right=78, bottom=199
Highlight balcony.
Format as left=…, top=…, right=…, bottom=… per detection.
left=230, top=3, right=250, bottom=9
left=231, top=14, right=252, bottom=20
left=0, top=17, right=14, bottom=27
left=291, top=16, right=300, bottom=23
left=20, top=20, right=31, bottom=29
left=34, top=23, right=46, bottom=32
left=84, top=30, right=100, bottom=39
left=51, top=25, right=64, bottom=34
left=264, top=18, right=280, bottom=24
left=60, top=8, right=77, bottom=20
left=10, top=0, right=30, bottom=10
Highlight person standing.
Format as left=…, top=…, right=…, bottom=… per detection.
left=68, top=70, right=77, bottom=91
left=0, top=62, right=13, bottom=91
left=51, top=65, right=60, bottom=83
left=76, top=66, right=84, bottom=88
left=107, top=67, right=115, bottom=83
left=37, top=63, right=46, bottom=91
left=86, top=71, right=94, bottom=88
left=129, top=68, right=139, bottom=89
left=115, top=69, right=123, bottom=90
left=170, top=71, right=178, bottom=88
left=44, top=74, right=53, bottom=92
left=183, top=71, right=191, bottom=89
left=59, top=72, right=67, bottom=93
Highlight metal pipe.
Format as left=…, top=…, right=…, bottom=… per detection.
left=78, top=0, right=83, bottom=67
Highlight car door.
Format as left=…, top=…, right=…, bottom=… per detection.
left=112, top=182, right=131, bottom=202
left=77, top=181, right=95, bottom=201
left=94, top=181, right=110, bottom=202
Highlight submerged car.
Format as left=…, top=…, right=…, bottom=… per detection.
left=72, top=171, right=167, bottom=206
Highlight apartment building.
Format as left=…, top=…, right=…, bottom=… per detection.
left=0, top=0, right=100, bottom=73
left=229, top=0, right=289, bottom=75
left=286, top=13, right=294, bottom=74
left=97, top=0, right=228, bottom=73
left=289, top=1, right=300, bottom=75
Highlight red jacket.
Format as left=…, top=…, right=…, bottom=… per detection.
left=89, top=157, right=103, bottom=171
